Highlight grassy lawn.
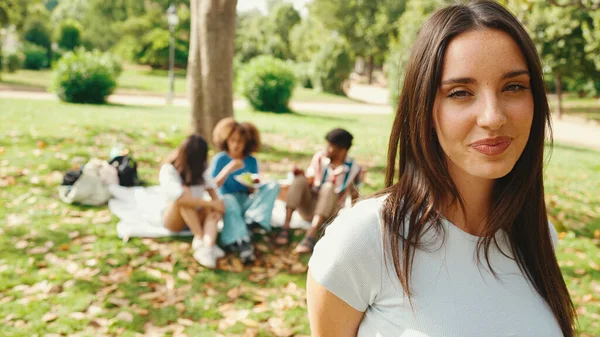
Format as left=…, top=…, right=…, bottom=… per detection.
left=0, top=68, right=357, bottom=104
left=0, top=98, right=599, bottom=336
left=548, top=94, right=600, bottom=121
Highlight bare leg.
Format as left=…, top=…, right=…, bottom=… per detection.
left=307, top=214, right=327, bottom=238
left=179, top=206, right=205, bottom=237
left=202, top=211, right=220, bottom=246
left=283, top=206, right=295, bottom=230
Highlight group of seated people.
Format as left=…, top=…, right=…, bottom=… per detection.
left=159, top=117, right=362, bottom=268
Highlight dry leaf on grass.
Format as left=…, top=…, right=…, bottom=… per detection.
left=42, top=313, right=58, bottom=322
left=227, top=287, right=244, bottom=300
left=177, top=270, right=192, bottom=282
left=115, top=311, right=134, bottom=322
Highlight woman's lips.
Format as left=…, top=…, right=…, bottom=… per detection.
left=471, top=137, right=512, bottom=156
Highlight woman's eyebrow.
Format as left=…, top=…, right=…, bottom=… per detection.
left=502, top=69, right=529, bottom=79
left=441, top=77, right=475, bottom=85
left=441, top=69, right=530, bottom=85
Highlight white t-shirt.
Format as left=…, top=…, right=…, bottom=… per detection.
left=309, top=196, right=563, bottom=337
left=158, top=164, right=216, bottom=204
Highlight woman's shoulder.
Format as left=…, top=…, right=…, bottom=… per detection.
left=159, top=163, right=177, bottom=174
left=324, top=195, right=388, bottom=241
left=212, top=151, right=228, bottom=161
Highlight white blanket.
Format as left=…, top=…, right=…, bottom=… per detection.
left=108, top=185, right=312, bottom=241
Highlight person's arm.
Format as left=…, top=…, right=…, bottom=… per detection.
left=305, top=152, right=321, bottom=186
left=206, top=188, right=225, bottom=214
left=307, top=271, right=365, bottom=337
left=213, top=159, right=244, bottom=188
left=174, top=186, right=217, bottom=209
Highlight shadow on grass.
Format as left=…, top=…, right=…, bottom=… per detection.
left=259, top=144, right=314, bottom=163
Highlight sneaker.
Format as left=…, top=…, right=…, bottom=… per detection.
left=193, top=246, right=217, bottom=269
left=213, top=245, right=225, bottom=259
left=191, top=236, right=204, bottom=251
left=238, top=240, right=255, bottom=264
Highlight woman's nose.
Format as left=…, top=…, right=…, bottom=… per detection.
left=477, top=93, right=507, bottom=131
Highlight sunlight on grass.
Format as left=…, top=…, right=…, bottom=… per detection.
left=0, top=98, right=599, bottom=335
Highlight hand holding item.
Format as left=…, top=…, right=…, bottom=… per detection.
left=228, top=159, right=245, bottom=172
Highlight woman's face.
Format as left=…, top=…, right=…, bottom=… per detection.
left=432, top=28, right=534, bottom=183
left=227, top=129, right=245, bottom=158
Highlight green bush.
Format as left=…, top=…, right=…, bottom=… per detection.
left=22, top=44, right=48, bottom=70
left=56, top=19, right=82, bottom=51
left=4, top=52, right=23, bottom=73
left=136, top=28, right=188, bottom=69
left=52, top=49, right=122, bottom=104
left=310, top=37, right=352, bottom=95
left=23, top=19, right=52, bottom=52
left=238, top=55, right=296, bottom=113
left=294, top=62, right=313, bottom=89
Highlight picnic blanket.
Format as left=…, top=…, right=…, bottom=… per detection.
left=108, top=185, right=312, bottom=241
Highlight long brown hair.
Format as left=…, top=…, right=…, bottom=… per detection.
left=381, top=1, right=575, bottom=335
left=167, top=134, right=209, bottom=186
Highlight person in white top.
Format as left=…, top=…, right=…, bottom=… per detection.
left=307, top=1, right=576, bottom=337
left=160, top=135, right=225, bottom=269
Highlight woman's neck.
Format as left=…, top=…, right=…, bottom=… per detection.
left=444, top=164, right=494, bottom=237
left=228, top=152, right=243, bottom=160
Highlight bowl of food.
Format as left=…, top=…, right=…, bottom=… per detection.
left=234, top=172, right=262, bottom=189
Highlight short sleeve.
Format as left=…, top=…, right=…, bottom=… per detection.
left=203, top=168, right=217, bottom=190
left=247, top=156, right=259, bottom=174
left=305, top=152, right=322, bottom=178
left=548, top=221, right=558, bottom=251
left=308, top=197, right=385, bottom=312
left=159, top=164, right=184, bottom=203
left=210, top=152, right=226, bottom=179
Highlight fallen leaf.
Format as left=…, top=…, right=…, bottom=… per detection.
left=42, top=313, right=58, bottom=322
left=227, top=287, right=243, bottom=300
left=92, top=212, right=112, bottom=224
left=15, top=241, right=28, bottom=249
left=241, top=318, right=260, bottom=328
left=177, top=270, right=192, bottom=282
left=108, top=297, right=130, bottom=307
left=27, top=246, right=49, bottom=254
left=243, top=329, right=259, bottom=337
left=70, top=312, right=87, bottom=320
left=115, top=311, right=133, bottom=322
left=177, top=318, right=194, bottom=326
left=37, top=141, right=46, bottom=149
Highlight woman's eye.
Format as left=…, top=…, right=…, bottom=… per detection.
left=504, top=84, right=528, bottom=92
left=447, top=90, right=472, bottom=99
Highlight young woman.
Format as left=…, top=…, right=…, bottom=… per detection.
left=307, top=1, right=576, bottom=336
left=160, top=135, right=225, bottom=269
left=210, top=118, right=280, bottom=264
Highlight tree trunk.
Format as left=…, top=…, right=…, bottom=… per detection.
left=555, top=73, right=563, bottom=119
left=188, top=0, right=238, bottom=141
left=367, top=54, right=374, bottom=85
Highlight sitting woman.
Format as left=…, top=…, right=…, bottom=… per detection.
left=160, top=134, right=225, bottom=269
left=210, top=117, right=280, bottom=264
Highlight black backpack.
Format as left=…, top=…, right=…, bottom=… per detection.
left=109, top=155, right=140, bottom=187
left=62, top=169, right=82, bottom=186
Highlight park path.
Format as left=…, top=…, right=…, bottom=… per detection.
left=1, top=88, right=599, bottom=150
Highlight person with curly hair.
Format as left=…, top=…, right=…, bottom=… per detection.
left=210, top=117, right=280, bottom=263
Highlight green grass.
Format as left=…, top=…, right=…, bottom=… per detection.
left=548, top=94, right=600, bottom=121
left=0, top=68, right=358, bottom=104
left=0, top=98, right=599, bottom=336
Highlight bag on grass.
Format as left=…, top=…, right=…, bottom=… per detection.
left=109, top=155, right=140, bottom=187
